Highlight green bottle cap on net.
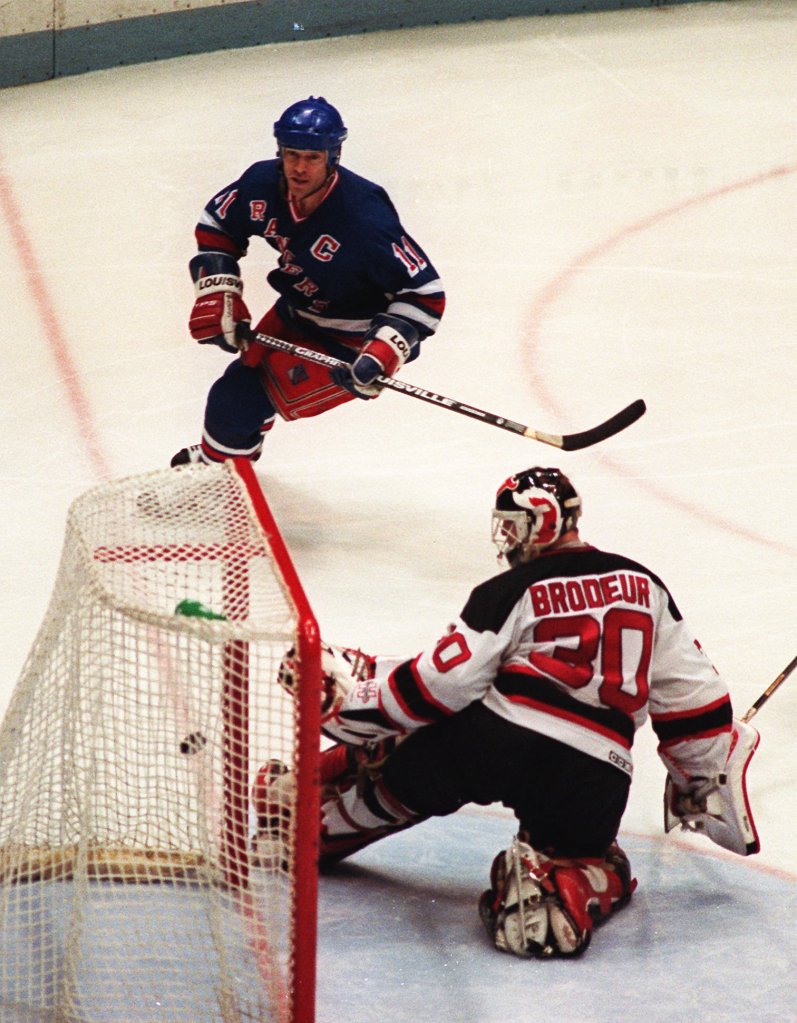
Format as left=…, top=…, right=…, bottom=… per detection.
left=174, top=599, right=228, bottom=621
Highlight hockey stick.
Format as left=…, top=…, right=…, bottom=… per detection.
left=741, top=652, right=797, bottom=723
left=250, top=330, right=646, bottom=450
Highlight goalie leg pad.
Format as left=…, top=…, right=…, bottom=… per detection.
left=479, top=839, right=557, bottom=958
left=252, top=759, right=294, bottom=832
left=252, top=741, right=407, bottom=867
left=250, top=760, right=294, bottom=870
left=319, top=772, right=421, bottom=865
left=251, top=753, right=396, bottom=868
left=479, top=839, right=636, bottom=959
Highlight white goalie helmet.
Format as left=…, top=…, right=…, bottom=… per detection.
left=492, top=467, right=582, bottom=566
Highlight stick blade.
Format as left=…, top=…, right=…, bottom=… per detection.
left=560, top=399, right=646, bottom=451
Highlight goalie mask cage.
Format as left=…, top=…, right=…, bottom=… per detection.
left=0, top=460, right=322, bottom=1023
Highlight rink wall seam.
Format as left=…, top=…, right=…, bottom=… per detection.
left=1, top=0, right=713, bottom=90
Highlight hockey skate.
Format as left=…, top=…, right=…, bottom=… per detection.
left=170, top=443, right=263, bottom=467
left=170, top=444, right=205, bottom=467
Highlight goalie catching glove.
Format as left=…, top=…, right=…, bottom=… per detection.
left=277, top=640, right=376, bottom=733
left=188, top=252, right=251, bottom=353
left=663, top=718, right=761, bottom=856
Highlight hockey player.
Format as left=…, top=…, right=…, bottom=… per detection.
left=256, top=466, right=760, bottom=959
left=172, top=96, right=445, bottom=466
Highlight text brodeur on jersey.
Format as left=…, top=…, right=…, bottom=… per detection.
left=530, top=574, right=651, bottom=616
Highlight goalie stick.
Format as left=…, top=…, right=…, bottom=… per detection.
left=741, top=652, right=797, bottom=723
left=249, top=330, right=646, bottom=451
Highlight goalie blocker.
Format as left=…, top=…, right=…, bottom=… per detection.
left=662, top=718, right=761, bottom=856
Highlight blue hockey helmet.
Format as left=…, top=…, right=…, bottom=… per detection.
left=273, top=97, right=348, bottom=167
left=492, top=467, right=582, bottom=565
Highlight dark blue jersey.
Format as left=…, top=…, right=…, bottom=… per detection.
left=194, top=160, right=445, bottom=348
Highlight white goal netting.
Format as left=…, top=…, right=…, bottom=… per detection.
left=0, top=462, right=321, bottom=1023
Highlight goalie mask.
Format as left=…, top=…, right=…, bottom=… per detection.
left=492, top=467, right=582, bottom=566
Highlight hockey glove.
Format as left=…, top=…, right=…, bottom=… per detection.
left=331, top=313, right=418, bottom=399
left=276, top=641, right=375, bottom=718
left=188, top=252, right=251, bottom=354
left=663, top=718, right=761, bottom=855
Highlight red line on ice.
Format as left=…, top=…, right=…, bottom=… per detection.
left=522, top=163, right=797, bottom=556
left=0, top=153, right=110, bottom=479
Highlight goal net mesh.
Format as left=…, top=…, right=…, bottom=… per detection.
left=0, top=462, right=320, bottom=1023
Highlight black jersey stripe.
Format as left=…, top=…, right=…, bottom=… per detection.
left=337, top=706, right=397, bottom=734
left=651, top=697, right=733, bottom=745
left=494, top=669, right=636, bottom=746
left=390, top=658, right=453, bottom=724
left=361, top=778, right=402, bottom=825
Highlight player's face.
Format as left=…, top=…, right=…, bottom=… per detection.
left=281, top=148, right=329, bottom=199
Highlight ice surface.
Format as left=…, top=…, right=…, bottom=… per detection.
left=1, top=1, right=795, bottom=1019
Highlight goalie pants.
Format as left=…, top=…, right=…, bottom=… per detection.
left=323, top=703, right=631, bottom=863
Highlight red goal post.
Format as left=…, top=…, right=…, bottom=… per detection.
left=0, top=459, right=322, bottom=1023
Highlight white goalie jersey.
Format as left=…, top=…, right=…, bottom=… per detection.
left=324, top=545, right=734, bottom=788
